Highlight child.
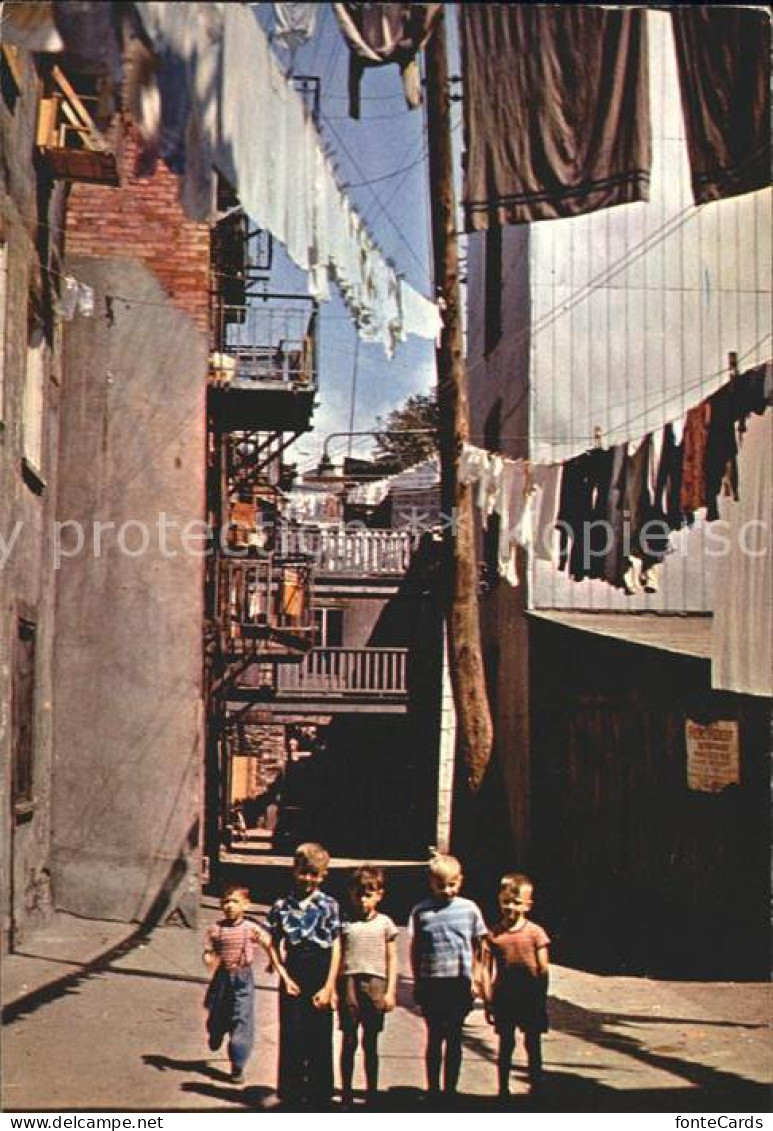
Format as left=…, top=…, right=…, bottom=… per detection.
left=203, top=885, right=270, bottom=1084
left=338, top=865, right=398, bottom=1106
left=409, top=853, right=487, bottom=1100
left=267, top=842, right=341, bottom=1106
left=484, top=872, right=550, bottom=1099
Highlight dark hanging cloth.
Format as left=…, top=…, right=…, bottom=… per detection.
left=333, top=3, right=441, bottom=120
left=704, top=364, right=773, bottom=521
left=671, top=8, right=771, bottom=205
left=460, top=4, right=651, bottom=230
left=632, top=434, right=671, bottom=566
left=737, top=361, right=773, bottom=434
left=704, top=382, right=741, bottom=522
left=52, top=1, right=124, bottom=81
left=653, top=424, right=685, bottom=533
left=555, top=449, right=615, bottom=582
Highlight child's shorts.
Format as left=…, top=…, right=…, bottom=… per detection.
left=337, top=974, right=388, bottom=1034
left=414, top=977, right=473, bottom=1029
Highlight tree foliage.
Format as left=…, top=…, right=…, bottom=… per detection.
left=371, top=393, right=439, bottom=472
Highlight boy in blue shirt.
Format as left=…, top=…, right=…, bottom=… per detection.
left=409, top=853, right=487, bottom=1100
left=267, top=842, right=341, bottom=1106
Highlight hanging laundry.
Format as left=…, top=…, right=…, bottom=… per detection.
left=135, top=2, right=222, bottom=220
left=704, top=363, right=773, bottom=521
left=273, top=3, right=318, bottom=54
left=57, top=277, right=95, bottom=320
left=124, top=28, right=162, bottom=177
left=602, top=444, right=628, bottom=588
left=671, top=7, right=771, bottom=205
left=1, top=1, right=64, bottom=52
left=131, top=3, right=441, bottom=352
left=703, top=382, right=740, bottom=522
left=531, top=465, right=562, bottom=564
left=711, top=409, right=772, bottom=697
left=459, top=443, right=497, bottom=520
left=333, top=2, right=441, bottom=120
left=459, top=444, right=539, bottom=587
left=494, top=459, right=527, bottom=588
left=652, top=423, right=686, bottom=533
left=680, top=402, right=711, bottom=517
left=58, top=276, right=80, bottom=321
left=555, top=449, right=616, bottom=583
left=624, top=435, right=671, bottom=591
left=52, top=0, right=124, bottom=82
left=460, top=4, right=650, bottom=229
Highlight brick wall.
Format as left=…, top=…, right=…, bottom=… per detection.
left=65, top=125, right=210, bottom=335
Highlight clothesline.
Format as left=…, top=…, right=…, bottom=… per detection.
left=459, top=358, right=772, bottom=591
left=2, top=0, right=442, bottom=358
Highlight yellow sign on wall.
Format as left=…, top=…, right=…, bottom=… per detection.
left=685, top=720, right=740, bottom=792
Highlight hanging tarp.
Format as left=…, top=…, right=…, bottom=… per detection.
left=460, top=4, right=651, bottom=229
left=671, top=7, right=771, bottom=205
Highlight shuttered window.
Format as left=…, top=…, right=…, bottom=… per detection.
left=13, top=617, right=36, bottom=812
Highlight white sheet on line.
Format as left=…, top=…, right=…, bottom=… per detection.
left=135, top=2, right=441, bottom=356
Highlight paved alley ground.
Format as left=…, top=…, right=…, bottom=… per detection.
left=2, top=901, right=771, bottom=1113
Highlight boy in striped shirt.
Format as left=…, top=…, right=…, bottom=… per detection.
left=203, top=885, right=270, bottom=1084
left=409, top=854, right=487, bottom=1100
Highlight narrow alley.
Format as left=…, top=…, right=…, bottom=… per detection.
left=1, top=3, right=770, bottom=1121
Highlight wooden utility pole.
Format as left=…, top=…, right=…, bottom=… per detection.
left=424, top=10, right=493, bottom=791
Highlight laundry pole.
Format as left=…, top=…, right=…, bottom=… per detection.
left=424, top=10, right=493, bottom=792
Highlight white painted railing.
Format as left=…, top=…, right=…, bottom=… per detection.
left=278, top=648, right=408, bottom=696
left=278, top=527, right=413, bottom=575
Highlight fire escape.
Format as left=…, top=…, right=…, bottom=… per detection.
left=204, top=172, right=319, bottom=871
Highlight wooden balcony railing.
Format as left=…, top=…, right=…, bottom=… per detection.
left=278, top=648, right=408, bottom=697
left=36, top=66, right=120, bottom=185
left=277, top=527, right=413, bottom=576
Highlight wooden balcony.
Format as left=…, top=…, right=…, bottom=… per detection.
left=229, top=647, right=409, bottom=712
left=277, top=527, right=414, bottom=577
left=277, top=647, right=408, bottom=700
left=36, top=66, right=120, bottom=185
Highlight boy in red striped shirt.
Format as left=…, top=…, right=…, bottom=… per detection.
left=203, top=885, right=270, bottom=1084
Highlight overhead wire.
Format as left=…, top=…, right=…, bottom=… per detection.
left=321, top=115, right=431, bottom=284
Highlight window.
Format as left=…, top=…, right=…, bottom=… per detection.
left=313, top=607, right=344, bottom=648
left=12, top=616, right=36, bottom=814
left=484, top=222, right=503, bottom=355
left=23, top=324, right=46, bottom=482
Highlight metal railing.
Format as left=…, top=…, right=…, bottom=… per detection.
left=210, top=302, right=317, bottom=389
left=276, top=527, right=413, bottom=575
left=278, top=648, right=408, bottom=697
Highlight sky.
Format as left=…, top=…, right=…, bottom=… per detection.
left=252, top=3, right=459, bottom=475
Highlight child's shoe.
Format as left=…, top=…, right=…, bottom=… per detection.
left=230, top=1066, right=245, bottom=1085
